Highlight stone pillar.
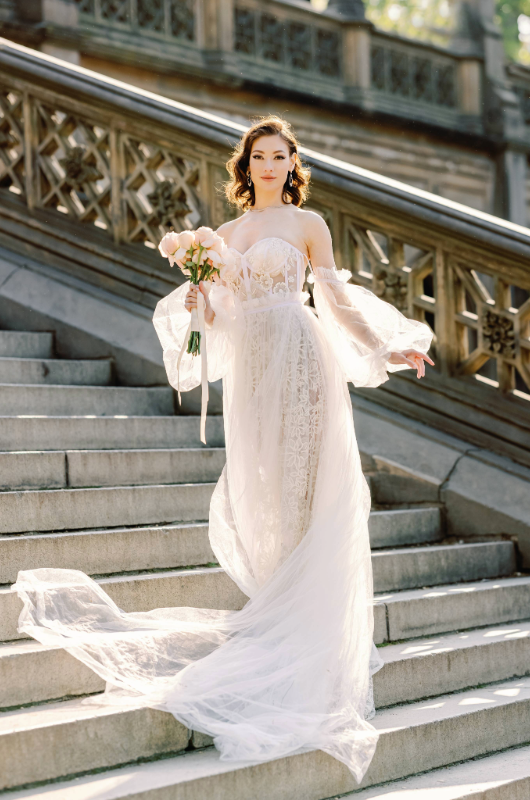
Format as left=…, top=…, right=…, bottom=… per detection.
left=326, top=0, right=373, bottom=92
left=496, top=149, right=528, bottom=226
left=198, top=0, right=234, bottom=51
left=455, top=0, right=529, bottom=224
left=457, top=59, right=482, bottom=116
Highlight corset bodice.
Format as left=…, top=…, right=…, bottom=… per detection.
left=223, top=237, right=310, bottom=312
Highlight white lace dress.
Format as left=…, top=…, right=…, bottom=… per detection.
left=14, top=237, right=433, bottom=784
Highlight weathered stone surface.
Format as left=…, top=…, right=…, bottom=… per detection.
left=0, top=356, right=112, bottom=385
left=0, top=482, right=215, bottom=534
left=0, top=414, right=225, bottom=451
left=372, top=541, right=516, bottom=592
left=442, top=452, right=530, bottom=568
left=0, top=330, right=53, bottom=358
left=0, top=384, right=174, bottom=416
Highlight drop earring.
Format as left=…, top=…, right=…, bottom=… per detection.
left=247, top=172, right=252, bottom=187
left=288, top=170, right=293, bottom=187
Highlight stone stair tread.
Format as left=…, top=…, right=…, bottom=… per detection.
left=1, top=676, right=529, bottom=795
left=0, top=415, right=225, bottom=451
left=3, top=570, right=530, bottom=646
left=0, top=385, right=174, bottom=417
left=0, top=509, right=442, bottom=585
left=0, top=358, right=113, bottom=386
left=0, top=482, right=216, bottom=534
left=0, top=331, right=53, bottom=359
left=7, top=744, right=530, bottom=800
left=379, top=617, right=530, bottom=665
left=0, top=447, right=226, bottom=491
left=3, top=617, right=529, bottom=712
left=346, top=743, right=530, bottom=799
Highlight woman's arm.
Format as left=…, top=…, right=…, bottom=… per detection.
left=185, top=282, right=215, bottom=327
left=305, top=213, right=434, bottom=380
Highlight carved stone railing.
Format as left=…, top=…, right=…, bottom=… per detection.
left=74, top=0, right=196, bottom=44
left=0, top=38, right=529, bottom=465
left=12, top=0, right=485, bottom=135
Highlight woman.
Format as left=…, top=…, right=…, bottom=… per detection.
left=14, top=116, right=433, bottom=784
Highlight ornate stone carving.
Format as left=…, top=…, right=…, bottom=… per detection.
left=371, top=46, right=385, bottom=90
left=75, top=0, right=95, bottom=13
left=170, top=0, right=195, bottom=40
left=59, top=147, right=103, bottom=189
left=482, top=310, right=516, bottom=359
left=412, top=58, right=432, bottom=102
left=374, top=268, right=408, bottom=311
left=100, top=0, right=129, bottom=23
left=138, top=0, right=165, bottom=32
left=234, top=8, right=256, bottom=55
left=390, top=51, right=409, bottom=96
left=260, top=14, right=284, bottom=63
left=435, top=64, right=456, bottom=107
left=0, top=128, right=17, bottom=147
left=147, top=180, right=191, bottom=225
left=316, top=29, right=340, bottom=77
left=288, top=22, right=312, bottom=71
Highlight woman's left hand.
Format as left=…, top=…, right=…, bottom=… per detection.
left=388, top=350, right=435, bottom=379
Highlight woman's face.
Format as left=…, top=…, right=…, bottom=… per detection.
left=248, top=135, right=295, bottom=190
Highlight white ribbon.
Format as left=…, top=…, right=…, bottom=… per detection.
left=176, top=283, right=209, bottom=445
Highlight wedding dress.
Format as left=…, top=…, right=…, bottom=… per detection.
left=14, top=236, right=433, bottom=784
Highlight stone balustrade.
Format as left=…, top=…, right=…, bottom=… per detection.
left=0, top=37, right=529, bottom=465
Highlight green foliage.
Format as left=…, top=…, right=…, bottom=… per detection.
left=495, top=0, right=530, bottom=64
left=364, top=0, right=456, bottom=47
left=360, top=0, right=530, bottom=65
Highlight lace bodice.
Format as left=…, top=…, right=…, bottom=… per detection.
left=223, top=237, right=310, bottom=312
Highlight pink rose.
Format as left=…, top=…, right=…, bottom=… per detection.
left=178, top=230, right=195, bottom=251
left=158, top=231, right=180, bottom=259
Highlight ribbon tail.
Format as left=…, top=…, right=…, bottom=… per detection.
left=197, top=292, right=209, bottom=445
left=176, top=318, right=192, bottom=407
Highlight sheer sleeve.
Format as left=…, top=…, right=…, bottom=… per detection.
left=152, top=280, right=245, bottom=392
left=311, top=266, right=434, bottom=388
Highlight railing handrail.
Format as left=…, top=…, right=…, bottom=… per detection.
left=1, top=37, right=529, bottom=259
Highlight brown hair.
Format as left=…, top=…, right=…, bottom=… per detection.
left=224, top=115, right=311, bottom=211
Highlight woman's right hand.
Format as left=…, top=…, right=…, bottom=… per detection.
left=184, top=282, right=215, bottom=326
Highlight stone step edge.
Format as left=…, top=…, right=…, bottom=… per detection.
left=1, top=676, right=529, bottom=796
left=0, top=537, right=509, bottom=586
left=2, top=617, right=529, bottom=713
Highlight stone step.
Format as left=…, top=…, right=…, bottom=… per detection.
left=369, top=507, right=441, bottom=548
left=0, top=566, right=246, bottom=642
left=372, top=540, right=516, bottom=592
left=3, top=567, right=529, bottom=646
left=0, top=482, right=215, bottom=535
left=0, top=357, right=113, bottom=386
left=3, top=614, right=528, bottom=713
left=0, top=415, right=225, bottom=451
left=0, top=330, right=53, bottom=359
left=0, top=385, right=174, bottom=416
left=8, top=747, right=530, bottom=800
left=0, top=508, right=441, bottom=585
left=1, top=676, right=529, bottom=794
left=0, top=448, right=226, bottom=490
left=349, top=744, right=530, bottom=799
left=376, top=575, right=530, bottom=642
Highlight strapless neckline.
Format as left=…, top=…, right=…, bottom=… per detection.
left=226, top=236, right=308, bottom=261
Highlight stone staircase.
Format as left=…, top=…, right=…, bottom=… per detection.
left=0, top=329, right=529, bottom=799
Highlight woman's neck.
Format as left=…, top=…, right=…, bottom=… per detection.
left=249, top=186, right=291, bottom=211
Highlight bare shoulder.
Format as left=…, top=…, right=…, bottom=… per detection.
left=215, top=217, right=243, bottom=240
left=297, top=208, right=332, bottom=245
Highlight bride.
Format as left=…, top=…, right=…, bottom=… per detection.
left=14, top=115, right=434, bottom=785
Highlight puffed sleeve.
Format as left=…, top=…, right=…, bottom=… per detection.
left=311, top=266, right=433, bottom=388
left=152, top=280, right=245, bottom=392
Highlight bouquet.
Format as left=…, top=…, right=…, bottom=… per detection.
left=158, top=226, right=225, bottom=356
